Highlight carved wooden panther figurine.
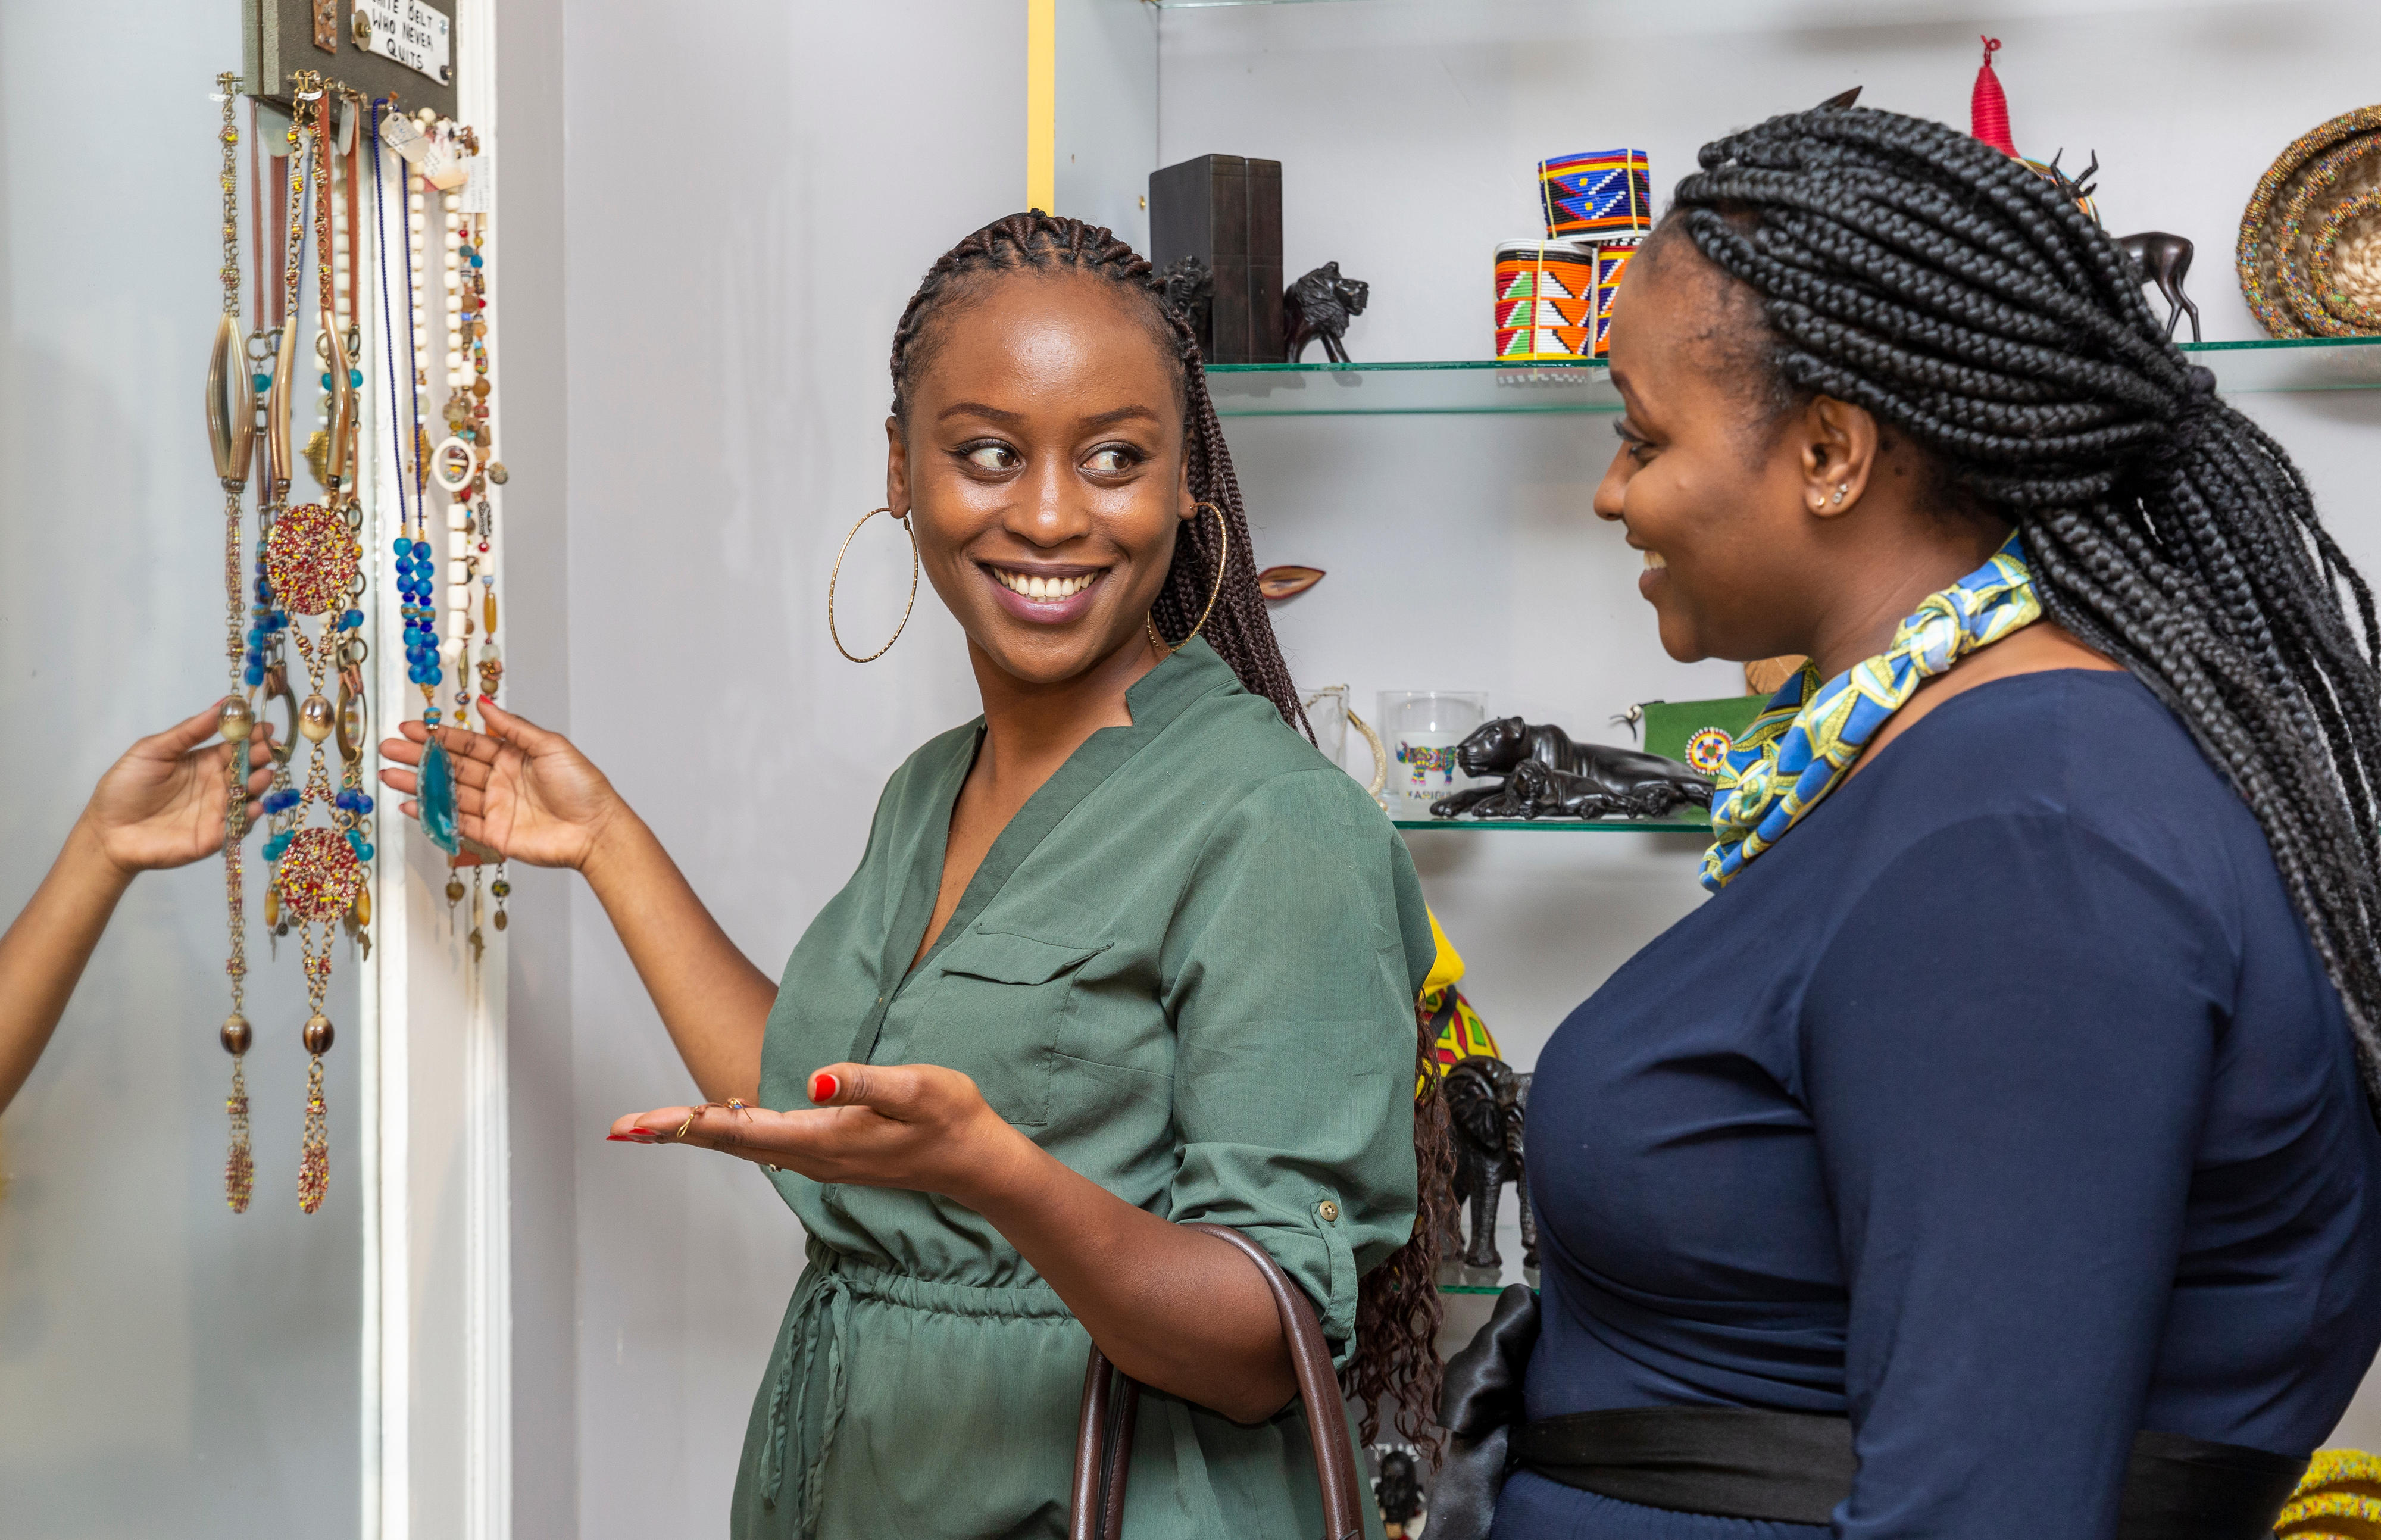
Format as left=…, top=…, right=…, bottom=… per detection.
left=1430, top=716, right=1714, bottom=820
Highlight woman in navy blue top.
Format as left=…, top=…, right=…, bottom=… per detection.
left=1483, top=107, right=2381, bottom=1540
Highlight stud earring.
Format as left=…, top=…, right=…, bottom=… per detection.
left=1832, top=483, right=1849, bottom=505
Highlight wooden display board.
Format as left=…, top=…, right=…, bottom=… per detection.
left=244, top=0, right=458, bottom=118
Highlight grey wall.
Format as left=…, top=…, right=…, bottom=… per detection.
left=555, top=1, right=1020, bottom=1531
left=0, top=2, right=362, bottom=1535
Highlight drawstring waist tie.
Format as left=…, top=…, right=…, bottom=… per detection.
left=758, top=1243, right=1082, bottom=1537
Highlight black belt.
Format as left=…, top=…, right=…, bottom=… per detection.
left=1432, top=1286, right=2310, bottom=1540
left=1516, top=1407, right=2308, bottom=1538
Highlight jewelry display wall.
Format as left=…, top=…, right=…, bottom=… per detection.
left=202, top=61, right=515, bottom=1219
left=207, top=70, right=375, bottom=1216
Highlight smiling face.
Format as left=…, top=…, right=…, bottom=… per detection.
left=1591, top=235, right=1822, bottom=665
left=888, top=270, right=1195, bottom=689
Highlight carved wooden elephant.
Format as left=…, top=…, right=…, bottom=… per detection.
left=1443, top=1054, right=1535, bottom=1273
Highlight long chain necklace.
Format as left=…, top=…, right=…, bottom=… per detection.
left=388, top=108, right=465, bottom=897
left=465, top=188, right=510, bottom=939
left=374, top=105, right=513, bottom=954
left=324, top=91, right=376, bottom=966
left=433, top=127, right=507, bottom=953
left=258, top=72, right=367, bottom=1216
left=206, top=73, right=259, bottom=1212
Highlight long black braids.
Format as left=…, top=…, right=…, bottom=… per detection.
left=1664, top=107, right=2381, bottom=1113
left=888, top=211, right=1451, bottom=1445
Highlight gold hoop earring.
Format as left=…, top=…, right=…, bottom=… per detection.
left=1146, top=502, right=1229, bottom=656
left=828, top=506, right=920, bottom=663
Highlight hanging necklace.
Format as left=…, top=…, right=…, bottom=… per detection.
left=459, top=163, right=511, bottom=942
left=382, top=105, right=462, bottom=869
left=323, top=90, right=375, bottom=964
left=258, top=73, right=366, bottom=1216
left=206, top=73, right=260, bottom=1213
left=432, top=127, right=505, bottom=954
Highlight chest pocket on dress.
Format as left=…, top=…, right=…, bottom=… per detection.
left=924, top=929, right=1109, bottom=1128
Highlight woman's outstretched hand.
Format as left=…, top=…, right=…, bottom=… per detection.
left=84, top=700, right=277, bottom=875
left=377, top=698, right=626, bottom=871
left=4, top=702, right=276, bottom=1113
left=608, top=1061, right=1299, bottom=1423
left=606, top=1063, right=1033, bottom=1205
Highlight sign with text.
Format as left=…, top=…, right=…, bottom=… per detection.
left=244, top=0, right=455, bottom=117
left=357, top=0, right=451, bottom=85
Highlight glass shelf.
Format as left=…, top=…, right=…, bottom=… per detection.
left=1395, top=817, right=1712, bottom=835
left=1208, top=360, right=1616, bottom=417
left=1205, top=338, right=2381, bottom=418
left=2179, top=335, right=2381, bottom=392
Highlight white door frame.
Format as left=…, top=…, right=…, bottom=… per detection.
left=358, top=2, right=512, bottom=1533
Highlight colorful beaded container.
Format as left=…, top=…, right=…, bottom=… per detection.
left=2273, top=1448, right=2380, bottom=1539
left=1493, top=240, right=1595, bottom=361
left=1593, top=239, right=1642, bottom=357
left=2238, top=104, right=2381, bottom=338
left=1539, top=149, right=1652, bottom=241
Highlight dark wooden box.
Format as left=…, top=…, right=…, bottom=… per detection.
left=1149, top=154, right=1283, bottom=364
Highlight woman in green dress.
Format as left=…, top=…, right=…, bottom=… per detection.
left=378, top=213, right=1445, bottom=1539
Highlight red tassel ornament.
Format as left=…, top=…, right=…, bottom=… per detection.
left=1971, top=36, right=2018, bottom=157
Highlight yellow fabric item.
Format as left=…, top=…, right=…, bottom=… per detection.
left=1414, top=908, right=1499, bottom=1093
left=1422, top=908, right=1466, bottom=997
left=2280, top=1450, right=2381, bottom=1538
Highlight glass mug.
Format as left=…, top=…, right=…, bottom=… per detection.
left=1303, top=685, right=1389, bottom=807
left=1379, top=691, right=1489, bottom=817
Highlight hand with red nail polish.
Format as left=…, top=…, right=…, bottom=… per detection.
left=604, top=1062, right=1029, bottom=1204
left=377, top=696, right=629, bottom=876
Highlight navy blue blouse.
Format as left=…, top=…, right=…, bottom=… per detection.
left=1499, top=671, right=2381, bottom=1540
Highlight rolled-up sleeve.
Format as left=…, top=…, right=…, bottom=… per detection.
left=1160, top=769, right=1430, bottom=1361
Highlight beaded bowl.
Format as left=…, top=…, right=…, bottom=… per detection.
left=2238, top=104, right=2381, bottom=338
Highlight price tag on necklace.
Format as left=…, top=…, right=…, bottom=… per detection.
left=459, top=155, right=493, bottom=214
left=355, top=0, right=452, bottom=86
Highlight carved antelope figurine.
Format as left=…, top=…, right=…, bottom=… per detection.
left=2117, top=232, right=2202, bottom=342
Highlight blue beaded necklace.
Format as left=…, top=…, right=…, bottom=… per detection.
left=375, top=98, right=460, bottom=857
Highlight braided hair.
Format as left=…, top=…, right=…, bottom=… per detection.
left=889, top=211, right=1452, bottom=1444
left=890, top=211, right=1306, bottom=735
left=1663, top=107, right=2381, bottom=1114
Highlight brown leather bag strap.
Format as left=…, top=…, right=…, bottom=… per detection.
left=1068, top=1222, right=1367, bottom=1540
left=1071, top=1345, right=1142, bottom=1540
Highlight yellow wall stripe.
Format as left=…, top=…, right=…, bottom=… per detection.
left=1026, top=0, right=1057, bottom=213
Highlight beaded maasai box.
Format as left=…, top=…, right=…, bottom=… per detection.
left=1539, top=149, right=1653, bottom=241
left=1493, top=240, right=1596, bottom=360
left=1593, top=238, right=1643, bottom=355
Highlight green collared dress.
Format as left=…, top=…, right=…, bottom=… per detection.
left=728, top=640, right=1433, bottom=1540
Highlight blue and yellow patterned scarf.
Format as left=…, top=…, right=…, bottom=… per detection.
left=1702, top=535, right=2041, bottom=891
